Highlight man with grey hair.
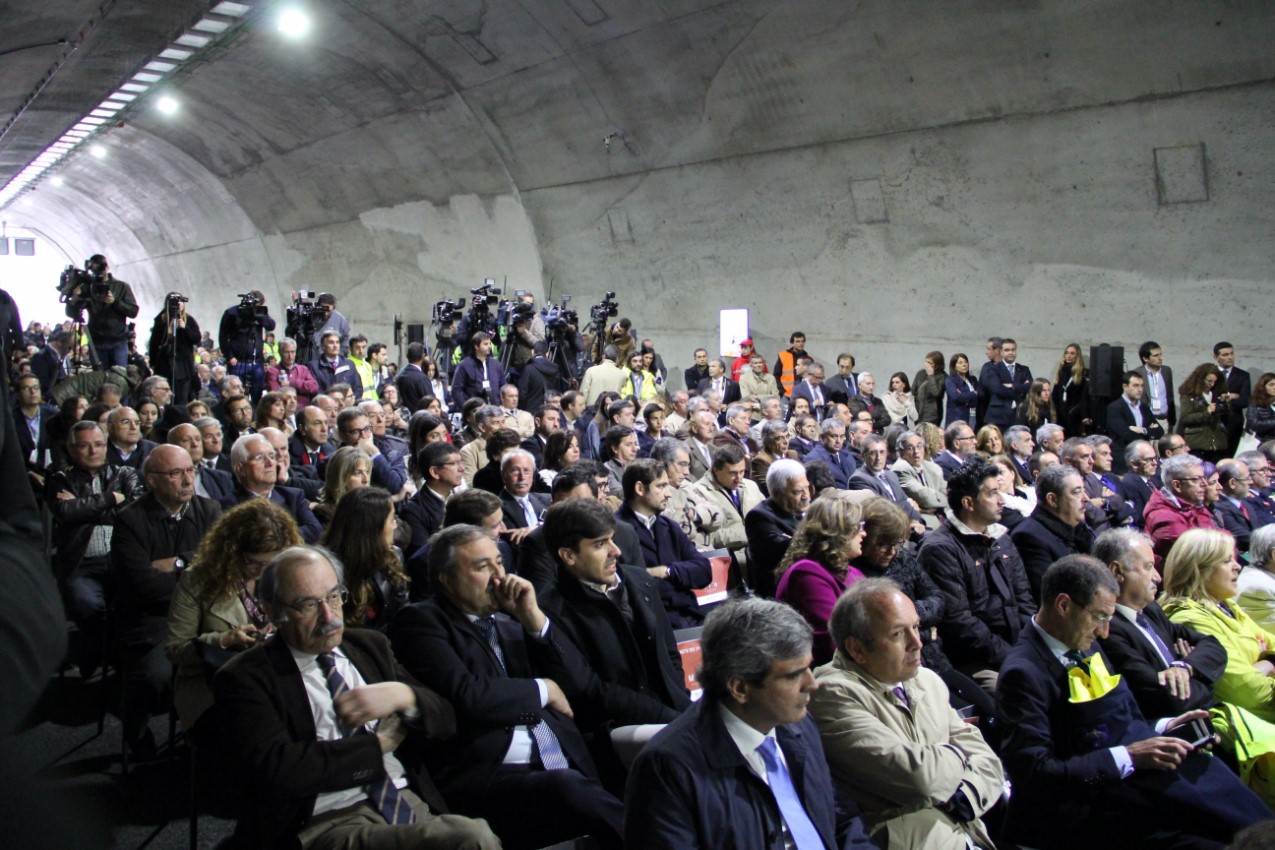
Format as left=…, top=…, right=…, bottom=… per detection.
left=390, top=525, right=625, bottom=849
left=789, top=360, right=828, bottom=422
left=265, top=335, right=320, bottom=407
left=745, top=457, right=810, bottom=598
left=498, top=448, right=549, bottom=541
left=891, top=429, right=947, bottom=527
left=848, top=434, right=926, bottom=534
left=663, top=390, right=691, bottom=434
left=195, top=415, right=231, bottom=472
left=855, top=372, right=890, bottom=434
left=1118, top=439, right=1160, bottom=528
left=1237, top=449, right=1275, bottom=524
left=215, top=544, right=499, bottom=849
left=106, top=405, right=157, bottom=470
left=1080, top=434, right=1135, bottom=531
left=719, top=403, right=757, bottom=459
left=650, top=436, right=721, bottom=543
left=626, top=597, right=873, bottom=849
left=1093, top=528, right=1226, bottom=720
left=810, top=578, right=1004, bottom=850
left=1143, top=453, right=1219, bottom=567
left=1005, top=424, right=1036, bottom=483
left=997, top=554, right=1268, bottom=848
left=1035, top=422, right=1065, bottom=457
left=579, top=343, right=626, bottom=406
left=1239, top=525, right=1275, bottom=622
left=1216, top=459, right=1272, bottom=552
left=459, top=404, right=507, bottom=485
left=1011, top=462, right=1094, bottom=600
left=230, top=433, right=322, bottom=543
left=805, top=418, right=856, bottom=489
left=747, top=394, right=784, bottom=444
left=934, top=421, right=976, bottom=480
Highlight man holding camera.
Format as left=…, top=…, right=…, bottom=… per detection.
left=310, top=292, right=351, bottom=356
left=147, top=293, right=201, bottom=404
left=64, top=254, right=139, bottom=369
left=218, top=290, right=276, bottom=404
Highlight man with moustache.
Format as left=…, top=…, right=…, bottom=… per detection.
left=215, top=546, right=499, bottom=849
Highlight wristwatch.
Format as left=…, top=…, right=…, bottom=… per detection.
left=174, top=557, right=186, bottom=573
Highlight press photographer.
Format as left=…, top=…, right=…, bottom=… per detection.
left=217, top=290, right=275, bottom=403
left=146, top=292, right=201, bottom=404
left=311, top=292, right=350, bottom=356
left=60, top=254, right=139, bottom=368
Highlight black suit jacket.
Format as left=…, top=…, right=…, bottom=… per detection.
left=400, top=485, right=447, bottom=555
left=214, top=629, right=455, bottom=850
left=788, top=380, right=826, bottom=420
left=538, top=564, right=689, bottom=731
left=14, top=406, right=54, bottom=474
left=1104, top=398, right=1164, bottom=471
left=289, top=433, right=337, bottom=469
left=520, top=434, right=548, bottom=469
left=389, top=598, right=599, bottom=794
left=1222, top=366, right=1252, bottom=437
left=233, top=482, right=322, bottom=543
left=696, top=376, right=741, bottom=406
left=517, top=518, right=643, bottom=594
left=743, top=498, right=801, bottom=599
left=846, top=467, right=923, bottom=524
left=107, top=438, right=158, bottom=470
left=1097, top=602, right=1224, bottom=718
left=395, top=363, right=431, bottom=413
left=197, top=466, right=236, bottom=510
left=1117, top=472, right=1155, bottom=529
left=500, top=490, right=550, bottom=530
left=616, top=504, right=713, bottom=629
left=31, top=346, right=68, bottom=396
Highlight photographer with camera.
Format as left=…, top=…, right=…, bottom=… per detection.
left=453, top=282, right=501, bottom=358
left=450, top=331, right=505, bottom=408
left=62, top=254, right=139, bottom=368
left=217, top=290, right=275, bottom=404
left=310, top=292, right=350, bottom=356
left=146, top=292, right=201, bottom=404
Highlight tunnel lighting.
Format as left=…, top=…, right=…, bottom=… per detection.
left=278, top=7, right=311, bottom=37
left=143, top=60, right=177, bottom=74
left=156, top=95, right=180, bottom=115
left=120, top=82, right=150, bottom=93
left=89, top=107, right=119, bottom=118
left=211, top=1, right=251, bottom=17
left=133, top=72, right=163, bottom=84
left=176, top=32, right=213, bottom=48
left=90, top=144, right=106, bottom=159
left=159, top=48, right=194, bottom=61
left=50, top=176, right=64, bottom=187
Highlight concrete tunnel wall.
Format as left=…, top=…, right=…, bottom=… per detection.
left=11, top=0, right=1275, bottom=389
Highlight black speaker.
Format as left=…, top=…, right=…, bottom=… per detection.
left=407, top=323, right=425, bottom=346
left=1088, top=344, right=1125, bottom=398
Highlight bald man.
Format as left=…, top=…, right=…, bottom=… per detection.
left=168, top=423, right=234, bottom=508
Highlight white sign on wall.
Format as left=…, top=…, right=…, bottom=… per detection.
left=719, top=309, right=749, bottom=359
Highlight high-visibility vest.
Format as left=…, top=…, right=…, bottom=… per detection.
left=776, top=349, right=798, bottom=396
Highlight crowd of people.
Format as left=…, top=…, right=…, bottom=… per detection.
left=10, top=274, right=1275, bottom=850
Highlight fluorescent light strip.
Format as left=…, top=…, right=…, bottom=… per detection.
left=132, top=72, right=163, bottom=83
left=210, top=2, right=251, bottom=17
left=159, top=48, right=193, bottom=60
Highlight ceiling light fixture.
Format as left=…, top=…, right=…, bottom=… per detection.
left=278, top=7, right=311, bottom=37
left=156, top=95, right=180, bottom=115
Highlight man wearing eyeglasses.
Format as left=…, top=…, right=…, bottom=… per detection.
left=934, top=422, right=976, bottom=481
left=105, top=405, right=157, bottom=470
left=230, top=433, right=322, bottom=543
left=401, top=442, right=465, bottom=554
left=330, top=407, right=408, bottom=498
left=111, top=445, right=222, bottom=758
left=215, top=545, right=500, bottom=850
left=1143, top=454, right=1220, bottom=568
left=996, top=555, right=1268, bottom=849
left=1214, top=460, right=1265, bottom=553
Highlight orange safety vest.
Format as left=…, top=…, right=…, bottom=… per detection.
left=776, top=349, right=798, bottom=396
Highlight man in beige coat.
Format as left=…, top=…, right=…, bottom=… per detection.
left=809, top=578, right=1004, bottom=850
left=891, top=429, right=948, bottom=529
left=689, top=443, right=764, bottom=575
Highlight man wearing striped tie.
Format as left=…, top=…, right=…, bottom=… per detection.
left=215, top=545, right=500, bottom=850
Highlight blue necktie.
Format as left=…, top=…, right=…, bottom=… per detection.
left=756, top=737, right=824, bottom=850
left=472, top=618, right=569, bottom=771
left=315, top=652, right=415, bottom=825
left=1134, top=612, right=1177, bottom=666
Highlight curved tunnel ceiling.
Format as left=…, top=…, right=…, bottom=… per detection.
left=3, top=0, right=1274, bottom=368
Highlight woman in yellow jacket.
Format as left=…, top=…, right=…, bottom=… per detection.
left=1161, top=527, right=1275, bottom=724
left=619, top=349, right=660, bottom=404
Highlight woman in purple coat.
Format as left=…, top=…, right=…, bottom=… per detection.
left=775, top=492, right=867, bottom=664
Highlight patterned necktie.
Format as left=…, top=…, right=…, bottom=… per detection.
left=756, top=737, right=824, bottom=850
left=471, top=618, right=569, bottom=771
left=1134, top=613, right=1177, bottom=666
left=314, top=652, right=415, bottom=825
left=1064, top=649, right=1089, bottom=669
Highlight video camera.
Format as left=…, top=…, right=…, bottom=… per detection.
left=57, top=257, right=109, bottom=302
left=166, top=291, right=189, bottom=320
left=590, top=291, right=619, bottom=326
left=239, top=292, right=269, bottom=321
left=543, top=295, right=578, bottom=332
left=433, top=298, right=465, bottom=325
left=499, top=290, right=537, bottom=328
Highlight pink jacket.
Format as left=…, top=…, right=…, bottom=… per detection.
left=1144, top=487, right=1219, bottom=567
left=776, top=558, right=866, bottom=665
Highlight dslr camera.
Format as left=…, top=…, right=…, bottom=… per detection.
left=166, top=291, right=189, bottom=319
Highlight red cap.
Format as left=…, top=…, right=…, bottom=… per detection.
left=741, top=338, right=754, bottom=347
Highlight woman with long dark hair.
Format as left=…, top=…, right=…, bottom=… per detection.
left=944, top=353, right=978, bottom=427
left=912, top=350, right=947, bottom=426
left=1178, top=363, right=1227, bottom=463
left=1015, top=378, right=1054, bottom=433
left=146, top=294, right=202, bottom=404
left=321, top=487, right=411, bottom=632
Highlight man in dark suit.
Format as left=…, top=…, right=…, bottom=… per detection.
left=390, top=525, right=625, bottom=849
left=822, top=354, right=858, bottom=404
left=1001, top=339, right=1033, bottom=414
left=803, top=419, right=856, bottom=489
left=309, top=330, right=364, bottom=397
left=105, top=406, right=158, bottom=470
left=516, top=341, right=563, bottom=414
left=977, top=337, right=1016, bottom=429
left=230, top=432, right=322, bottom=543
left=1134, top=341, right=1175, bottom=433
left=14, top=373, right=55, bottom=491
left=30, top=328, right=73, bottom=397
left=1238, top=450, right=1275, bottom=526
left=262, top=426, right=322, bottom=502
left=1106, top=372, right=1165, bottom=473
left=539, top=499, right=689, bottom=783
left=846, top=434, right=926, bottom=531
left=1214, top=459, right=1271, bottom=552
left=934, top=421, right=976, bottom=480
left=625, top=597, right=873, bottom=850
left=696, top=358, right=740, bottom=406
left=1005, top=424, right=1036, bottom=484
left=744, top=459, right=809, bottom=598
left=788, top=362, right=828, bottom=421
left=290, top=405, right=338, bottom=470
left=518, top=404, right=559, bottom=470
left=996, top=555, right=1268, bottom=849
left=615, top=459, right=713, bottom=630
left=195, top=416, right=234, bottom=473
left=1214, top=341, right=1251, bottom=455
left=395, top=342, right=432, bottom=413
left=1118, top=440, right=1160, bottom=529
left=1093, top=529, right=1225, bottom=719
left=214, top=546, right=500, bottom=850
left=1011, top=464, right=1095, bottom=601
left=498, top=449, right=550, bottom=537
left=401, top=442, right=463, bottom=555
left=167, top=423, right=235, bottom=509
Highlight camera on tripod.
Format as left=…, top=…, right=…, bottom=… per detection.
left=543, top=296, right=578, bottom=333
left=56, top=257, right=109, bottom=302
left=166, top=291, right=189, bottom=319
left=590, top=291, right=619, bottom=325
left=433, top=298, right=465, bottom=325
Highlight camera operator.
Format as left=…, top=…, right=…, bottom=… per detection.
left=146, top=292, right=201, bottom=404
left=63, top=254, right=139, bottom=368
left=518, top=292, right=546, bottom=345
left=450, top=331, right=505, bottom=408
left=217, top=290, right=275, bottom=404
left=310, top=292, right=350, bottom=356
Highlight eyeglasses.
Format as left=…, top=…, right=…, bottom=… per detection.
left=150, top=467, right=195, bottom=481
left=875, top=539, right=906, bottom=554
left=1178, top=476, right=1206, bottom=485
left=248, top=451, right=280, bottom=464
left=1085, top=607, right=1113, bottom=625
left=286, top=587, right=348, bottom=616
left=343, top=425, right=373, bottom=437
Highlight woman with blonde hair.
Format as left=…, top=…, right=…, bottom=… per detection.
left=1162, top=527, right=1275, bottom=723
left=775, top=492, right=867, bottom=664
left=1053, top=343, right=1090, bottom=434
left=975, top=424, right=1004, bottom=457
left=165, top=501, right=302, bottom=736
left=1015, top=378, right=1054, bottom=433
left=313, top=446, right=373, bottom=526
left=915, top=421, right=945, bottom=459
